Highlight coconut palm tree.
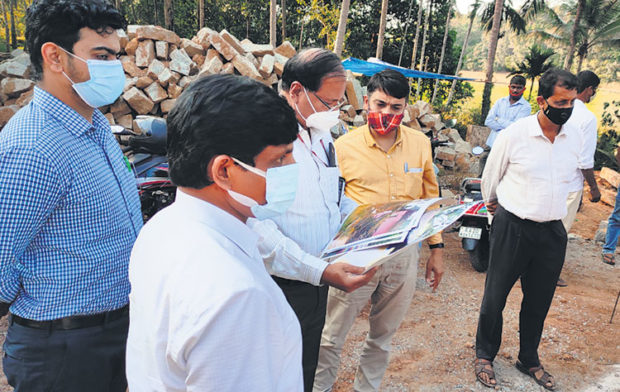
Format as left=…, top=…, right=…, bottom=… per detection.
left=508, top=45, right=555, bottom=99
left=270, top=0, right=277, bottom=47
left=480, top=0, right=504, bottom=120
left=431, top=1, right=454, bottom=104
left=531, top=0, right=620, bottom=73
left=410, top=0, right=424, bottom=70
left=416, top=0, right=432, bottom=99
left=163, top=0, right=173, bottom=31
left=565, top=0, right=585, bottom=69
left=446, top=0, right=481, bottom=108
left=376, top=0, right=389, bottom=59
left=333, top=0, right=350, bottom=56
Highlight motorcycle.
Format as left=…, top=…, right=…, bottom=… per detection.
left=112, top=116, right=176, bottom=222
left=456, top=146, right=489, bottom=272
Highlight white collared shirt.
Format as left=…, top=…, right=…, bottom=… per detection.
left=248, top=125, right=357, bottom=285
left=484, top=96, right=532, bottom=147
left=127, top=191, right=303, bottom=392
left=566, top=99, right=598, bottom=192
left=482, top=114, right=581, bottom=222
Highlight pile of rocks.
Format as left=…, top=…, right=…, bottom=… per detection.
left=598, top=167, right=620, bottom=206
left=111, top=25, right=294, bottom=131
left=0, top=25, right=296, bottom=131
left=0, top=49, right=35, bottom=127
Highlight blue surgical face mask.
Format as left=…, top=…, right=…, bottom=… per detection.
left=227, top=157, right=299, bottom=220
left=60, top=47, right=126, bottom=108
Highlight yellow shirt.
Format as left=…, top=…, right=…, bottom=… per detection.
left=335, top=124, right=442, bottom=244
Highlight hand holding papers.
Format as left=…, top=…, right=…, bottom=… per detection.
left=323, top=198, right=483, bottom=272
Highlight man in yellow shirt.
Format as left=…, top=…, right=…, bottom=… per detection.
left=313, top=69, right=444, bottom=392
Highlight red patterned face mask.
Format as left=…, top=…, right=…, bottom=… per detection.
left=367, top=111, right=404, bottom=135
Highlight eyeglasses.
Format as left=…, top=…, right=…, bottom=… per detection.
left=312, top=92, right=346, bottom=111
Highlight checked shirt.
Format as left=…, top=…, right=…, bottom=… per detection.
left=0, top=87, right=142, bottom=321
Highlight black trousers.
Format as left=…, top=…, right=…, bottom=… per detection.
left=475, top=206, right=566, bottom=368
left=274, top=277, right=328, bottom=392
left=2, top=311, right=129, bottom=392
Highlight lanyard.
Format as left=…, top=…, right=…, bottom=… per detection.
left=297, top=133, right=334, bottom=167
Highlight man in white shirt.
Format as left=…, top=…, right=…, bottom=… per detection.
left=126, top=74, right=303, bottom=391
left=484, top=75, right=532, bottom=148
left=557, top=70, right=602, bottom=286
left=474, top=69, right=580, bottom=391
left=248, top=48, right=377, bottom=391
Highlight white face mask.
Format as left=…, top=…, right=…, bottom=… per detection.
left=227, top=157, right=299, bottom=220
left=295, top=87, right=340, bottom=133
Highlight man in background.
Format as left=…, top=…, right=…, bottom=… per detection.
left=0, top=1, right=141, bottom=390
left=558, top=70, right=602, bottom=286
left=484, top=75, right=532, bottom=148
left=313, top=69, right=444, bottom=392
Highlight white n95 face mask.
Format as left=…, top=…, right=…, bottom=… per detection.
left=227, top=157, right=299, bottom=220
left=60, top=47, right=126, bottom=108
left=295, top=87, right=341, bottom=133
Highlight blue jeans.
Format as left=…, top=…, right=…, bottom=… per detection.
left=603, top=189, right=620, bottom=254
left=2, top=312, right=128, bottom=392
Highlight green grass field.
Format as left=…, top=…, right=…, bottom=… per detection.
left=459, top=71, right=619, bottom=121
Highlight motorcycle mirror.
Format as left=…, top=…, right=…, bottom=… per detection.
left=472, top=146, right=484, bottom=156
left=111, top=125, right=125, bottom=134
left=445, top=119, right=457, bottom=128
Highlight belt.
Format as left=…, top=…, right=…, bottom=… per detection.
left=10, top=305, right=129, bottom=331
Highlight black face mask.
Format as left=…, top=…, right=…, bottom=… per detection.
left=543, top=99, right=573, bottom=125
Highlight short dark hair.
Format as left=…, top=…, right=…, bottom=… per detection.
left=167, top=74, right=299, bottom=189
left=367, top=69, right=410, bottom=99
left=509, top=75, right=526, bottom=86
left=576, top=70, right=600, bottom=93
left=26, top=0, right=125, bottom=80
left=538, top=68, right=578, bottom=99
left=281, top=48, right=346, bottom=92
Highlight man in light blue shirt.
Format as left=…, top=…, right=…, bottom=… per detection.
left=0, top=1, right=141, bottom=391
left=484, top=75, right=532, bottom=148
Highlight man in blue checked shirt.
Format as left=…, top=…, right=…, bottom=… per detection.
left=0, top=1, right=141, bottom=391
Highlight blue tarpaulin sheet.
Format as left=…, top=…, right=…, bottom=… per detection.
left=341, top=57, right=474, bottom=81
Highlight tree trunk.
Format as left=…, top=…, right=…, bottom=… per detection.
left=398, top=0, right=416, bottom=66
left=115, top=0, right=121, bottom=10
left=431, top=5, right=452, bottom=105
left=269, top=0, right=276, bottom=47
left=333, top=0, right=350, bottom=56
left=577, top=52, right=586, bottom=72
left=8, top=0, right=15, bottom=49
left=299, top=20, right=304, bottom=50
left=528, top=77, right=534, bottom=100
left=376, top=0, right=389, bottom=59
left=446, top=10, right=474, bottom=107
left=163, top=0, right=173, bottom=31
left=1, top=0, right=10, bottom=52
left=416, top=0, right=432, bottom=99
left=281, top=0, right=286, bottom=41
left=199, top=0, right=204, bottom=29
left=410, top=0, right=424, bottom=69
left=563, top=0, right=584, bottom=71
left=481, top=0, right=504, bottom=121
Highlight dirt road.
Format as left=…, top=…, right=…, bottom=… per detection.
left=0, top=196, right=617, bottom=391
left=331, top=196, right=619, bottom=391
